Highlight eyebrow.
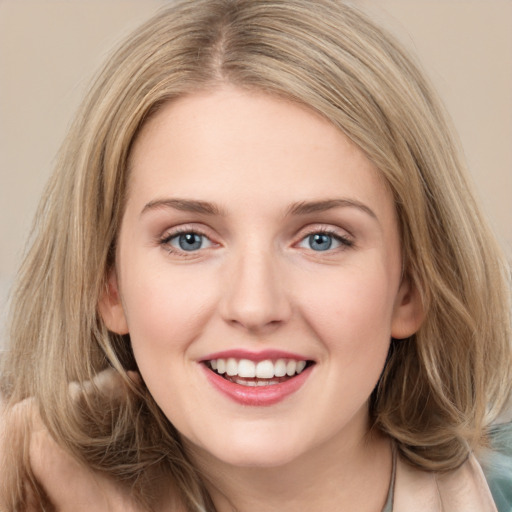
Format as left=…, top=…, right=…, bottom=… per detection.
left=286, top=199, right=377, bottom=219
left=141, top=198, right=225, bottom=217
left=140, top=197, right=377, bottom=220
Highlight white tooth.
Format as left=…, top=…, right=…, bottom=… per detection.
left=256, top=360, right=275, bottom=379
left=296, top=360, right=307, bottom=373
left=238, top=359, right=256, bottom=378
left=234, top=379, right=258, bottom=387
left=216, top=358, right=226, bottom=374
left=286, top=360, right=297, bottom=376
left=210, top=360, right=218, bottom=370
left=226, top=358, right=238, bottom=376
left=274, top=359, right=287, bottom=377
left=255, top=379, right=278, bottom=386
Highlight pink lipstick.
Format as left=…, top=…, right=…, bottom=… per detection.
left=199, top=349, right=314, bottom=406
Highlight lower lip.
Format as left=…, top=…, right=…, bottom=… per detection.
left=201, top=364, right=313, bottom=406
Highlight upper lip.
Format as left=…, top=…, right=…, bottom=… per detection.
left=200, top=349, right=312, bottom=362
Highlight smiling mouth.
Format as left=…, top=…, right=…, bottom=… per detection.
left=204, top=358, right=315, bottom=387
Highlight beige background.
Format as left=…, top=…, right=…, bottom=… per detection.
left=1, top=0, right=511, bottom=347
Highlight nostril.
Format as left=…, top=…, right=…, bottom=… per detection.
left=219, top=265, right=292, bottom=330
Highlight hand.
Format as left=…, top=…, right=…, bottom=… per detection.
left=26, top=369, right=147, bottom=511
left=30, top=412, right=143, bottom=511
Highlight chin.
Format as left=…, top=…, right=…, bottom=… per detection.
left=218, top=449, right=301, bottom=469
left=183, top=429, right=304, bottom=470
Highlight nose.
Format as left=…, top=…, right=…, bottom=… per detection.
left=219, top=244, right=292, bottom=333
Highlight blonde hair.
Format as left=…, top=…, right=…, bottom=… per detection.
left=2, top=0, right=511, bottom=509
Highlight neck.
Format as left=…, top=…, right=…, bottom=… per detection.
left=187, top=426, right=392, bottom=512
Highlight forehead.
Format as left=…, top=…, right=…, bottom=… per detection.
left=127, top=86, right=394, bottom=219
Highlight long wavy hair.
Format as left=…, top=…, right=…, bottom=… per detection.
left=1, top=0, right=511, bottom=510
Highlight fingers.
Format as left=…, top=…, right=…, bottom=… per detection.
left=0, top=369, right=148, bottom=511
left=69, top=368, right=141, bottom=402
left=2, top=370, right=145, bottom=512
left=26, top=372, right=145, bottom=512
left=30, top=424, right=143, bottom=511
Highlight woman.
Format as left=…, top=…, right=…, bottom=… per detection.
left=1, top=1, right=511, bottom=510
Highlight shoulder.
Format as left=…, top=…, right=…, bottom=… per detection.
left=394, top=451, right=498, bottom=512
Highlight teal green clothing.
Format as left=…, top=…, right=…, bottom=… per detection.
left=381, top=444, right=396, bottom=512
left=481, top=422, right=512, bottom=512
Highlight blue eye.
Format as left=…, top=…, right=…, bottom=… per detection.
left=298, top=232, right=351, bottom=252
left=168, top=232, right=212, bottom=252
left=308, top=233, right=334, bottom=251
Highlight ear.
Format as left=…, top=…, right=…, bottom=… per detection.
left=391, top=275, right=425, bottom=340
left=98, top=269, right=129, bottom=335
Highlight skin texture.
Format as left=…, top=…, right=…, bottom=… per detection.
left=100, top=86, right=424, bottom=511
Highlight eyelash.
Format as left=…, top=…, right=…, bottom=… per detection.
left=158, top=227, right=213, bottom=257
left=158, top=226, right=354, bottom=257
left=299, top=228, right=354, bottom=252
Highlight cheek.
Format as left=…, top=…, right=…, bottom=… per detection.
left=120, top=263, right=219, bottom=357
left=301, top=265, right=395, bottom=409
left=120, top=266, right=219, bottom=427
left=296, top=262, right=396, bottom=354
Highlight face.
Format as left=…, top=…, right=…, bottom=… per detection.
left=101, top=86, right=422, bottom=470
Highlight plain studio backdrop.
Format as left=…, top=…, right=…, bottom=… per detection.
left=0, top=0, right=511, bottom=349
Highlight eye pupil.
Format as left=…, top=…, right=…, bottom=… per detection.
left=179, top=233, right=202, bottom=251
left=309, top=233, right=332, bottom=251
